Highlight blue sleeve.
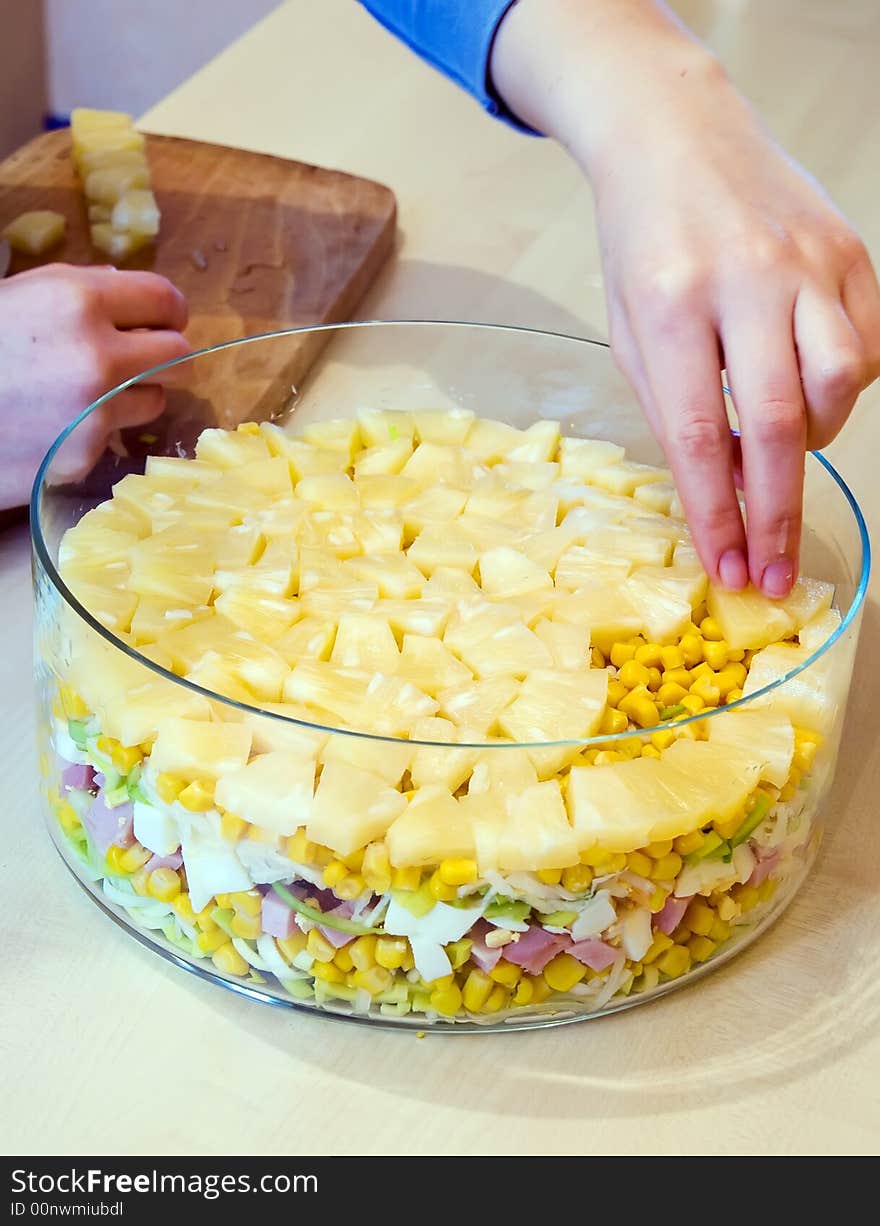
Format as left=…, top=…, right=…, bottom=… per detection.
left=359, top=0, right=541, bottom=134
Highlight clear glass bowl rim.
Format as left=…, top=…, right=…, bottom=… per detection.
left=30, top=319, right=872, bottom=751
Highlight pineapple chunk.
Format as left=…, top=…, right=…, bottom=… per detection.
left=235, top=457, right=294, bottom=498
left=660, top=740, right=763, bottom=834
left=85, top=163, right=150, bottom=205
left=184, top=655, right=255, bottom=705
left=71, top=107, right=133, bottom=136
left=159, top=615, right=289, bottom=700
left=130, top=598, right=212, bottom=645
left=495, top=460, right=560, bottom=490
left=797, top=608, right=841, bottom=654
left=2, top=210, right=66, bottom=255
left=330, top=613, right=401, bottom=672
left=307, top=761, right=407, bottom=856
left=421, top=568, right=479, bottom=599
left=467, top=750, right=538, bottom=797
left=623, top=569, right=698, bottom=643
left=408, top=717, right=478, bottom=792
left=742, top=637, right=841, bottom=731
left=783, top=577, right=835, bottom=629
left=260, top=423, right=348, bottom=476
left=455, top=514, right=523, bottom=552
left=150, top=717, right=252, bottom=783
left=471, top=780, right=578, bottom=872
left=356, top=474, right=421, bottom=509
left=344, top=553, right=425, bottom=598
left=213, top=588, right=299, bottom=642
left=552, top=586, right=643, bottom=651
left=302, top=416, right=362, bottom=457
left=499, top=669, right=608, bottom=743
left=707, top=584, right=796, bottom=650
left=633, top=481, right=676, bottom=515
left=245, top=702, right=329, bottom=757
left=111, top=188, right=160, bottom=236
left=558, top=437, right=625, bottom=478
left=408, top=523, right=477, bottom=576
left=412, top=408, right=475, bottom=444
left=478, top=547, right=553, bottom=599
left=197, top=428, right=270, bottom=469
left=296, top=473, right=359, bottom=512
left=357, top=408, right=416, bottom=448
left=351, top=510, right=404, bottom=555
left=374, top=598, right=452, bottom=639
left=507, top=420, right=561, bottom=463
left=273, top=618, right=337, bottom=665
left=90, top=224, right=151, bottom=261
left=587, top=525, right=672, bottom=567
left=708, top=708, right=794, bottom=788
left=358, top=675, right=439, bottom=737
left=519, top=526, right=578, bottom=572
left=445, top=602, right=553, bottom=679
left=283, top=661, right=369, bottom=724
left=589, top=460, right=669, bottom=496
left=74, top=128, right=145, bottom=162
left=353, top=437, right=413, bottom=477
left=402, top=442, right=482, bottom=488
left=533, top=619, right=590, bottom=671
left=554, top=548, right=632, bottom=592
left=321, top=735, right=411, bottom=786
left=214, top=752, right=315, bottom=836
left=437, top=677, right=519, bottom=734
left=401, top=487, right=469, bottom=541
left=385, top=786, right=475, bottom=867
left=100, top=677, right=211, bottom=749
left=398, top=634, right=472, bottom=694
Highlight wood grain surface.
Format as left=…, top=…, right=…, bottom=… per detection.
left=0, top=129, right=397, bottom=422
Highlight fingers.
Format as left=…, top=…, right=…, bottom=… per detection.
left=93, top=268, right=189, bottom=332
left=632, top=310, right=749, bottom=589
left=794, top=286, right=866, bottom=449
left=723, top=303, right=807, bottom=597
left=56, top=386, right=167, bottom=484
left=841, top=257, right=880, bottom=385
left=112, top=328, right=193, bottom=385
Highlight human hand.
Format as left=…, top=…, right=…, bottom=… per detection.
left=0, top=263, right=190, bottom=510
left=492, top=0, right=880, bottom=596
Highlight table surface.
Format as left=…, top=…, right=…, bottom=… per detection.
left=4, top=0, right=880, bottom=1156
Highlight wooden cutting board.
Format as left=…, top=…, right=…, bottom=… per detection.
left=0, top=129, right=397, bottom=426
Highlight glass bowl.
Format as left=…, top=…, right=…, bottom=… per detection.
left=31, top=321, right=869, bottom=1031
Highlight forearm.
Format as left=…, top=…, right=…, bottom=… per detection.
left=489, top=0, right=734, bottom=175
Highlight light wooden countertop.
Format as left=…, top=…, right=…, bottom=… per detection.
left=3, top=0, right=880, bottom=1155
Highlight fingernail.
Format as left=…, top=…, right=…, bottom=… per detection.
left=718, top=549, right=748, bottom=590
left=761, top=559, right=793, bottom=598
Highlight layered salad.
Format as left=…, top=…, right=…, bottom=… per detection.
left=40, top=409, right=845, bottom=1023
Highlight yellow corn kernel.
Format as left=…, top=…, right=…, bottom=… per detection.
left=489, top=960, right=522, bottom=987
left=229, top=890, right=261, bottom=917
left=610, top=641, right=637, bottom=668
left=95, top=734, right=117, bottom=759
left=59, top=684, right=89, bottom=719
left=105, top=845, right=128, bottom=874
left=462, top=968, right=494, bottom=1012
left=657, top=681, right=689, bottom=708
left=644, top=839, right=674, bottom=859
left=445, top=939, right=472, bottom=971
left=195, top=906, right=217, bottom=933
left=674, top=830, right=704, bottom=856
left=606, top=678, right=628, bottom=707
left=626, top=850, right=654, bottom=878
left=628, top=962, right=643, bottom=979
left=428, top=870, right=457, bottom=901
left=231, top=911, right=262, bottom=939
left=716, top=895, right=740, bottom=922
left=215, top=893, right=233, bottom=909
left=322, top=860, right=349, bottom=888
left=657, top=945, right=692, bottom=978
left=119, top=843, right=152, bottom=873
left=648, top=886, right=669, bottom=913
left=725, top=688, right=744, bottom=704
left=618, top=687, right=660, bottom=729
left=690, top=674, right=721, bottom=707
left=340, top=847, right=365, bottom=873
left=590, top=647, right=606, bottom=669
left=536, top=867, right=562, bottom=886
left=619, top=659, right=651, bottom=689
left=664, top=668, right=694, bottom=693
left=237, top=420, right=261, bottom=435
left=642, top=931, right=674, bottom=964
left=579, top=846, right=614, bottom=869
left=599, top=707, right=629, bottom=736
left=335, top=873, right=366, bottom=901
left=686, top=900, right=715, bottom=937
left=679, top=693, right=705, bottom=714
left=688, top=935, right=717, bottom=963
left=732, top=884, right=759, bottom=912
left=147, top=867, right=181, bottom=902
left=711, top=668, right=740, bottom=700
left=424, top=972, right=455, bottom=991
left=438, top=857, right=478, bottom=887
left=640, top=743, right=662, bottom=760
left=351, top=965, right=394, bottom=996
left=276, top=930, right=308, bottom=963
left=212, top=942, right=249, bottom=976
left=793, top=728, right=820, bottom=770
left=699, top=616, right=723, bottom=641
left=561, top=864, right=593, bottom=893
left=177, top=779, right=215, bottom=812
left=595, top=749, right=626, bottom=767
left=375, top=936, right=409, bottom=970
left=709, top=917, right=732, bottom=942
left=646, top=666, right=663, bottom=692
left=55, top=799, right=82, bottom=834
left=659, top=645, right=685, bottom=672
left=513, top=977, right=534, bottom=1006
left=702, top=639, right=730, bottom=671
left=651, top=729, right=676, bottom=752
left=312, top=959, right=346, bottom=984
left=349, top=934, right=378, bottom=971
left=757, top=878, right=778, bottom=903
left=649, top=852, right=682, bottom=881
left=779, top=767, right=802, bottom=802
left=713, top=811, right=744, bottom=840
left=362, top=842, right=392, bottom=893
left=543, top=953, right=587, bottom=993
left=156, top=773, right=186, bottom=804
left=690, top=661, right=714, bottom=682
left=286, top=828, right=316, bottom=864
left=634, top=642, right=664, bottom=669
left=430, top=982, right=463, bottom=1016
left=392, top=866, right=421, bottom=891
left=172, top=892, right=197, bottom=924
left=307, top=929, right=336, bottom=963
left=197, top=927, right=228, bottom=954
left=333, top=946, right=355, bottom=973
left=525, top=973, right=552, bottom=1004
left=639, top=964, right=661, bottom=991
left=481, top=985, right=509, bottom=1013
left=678, top=634, right=703, bottom=667
left=220, top=812, right=249, bottom=841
